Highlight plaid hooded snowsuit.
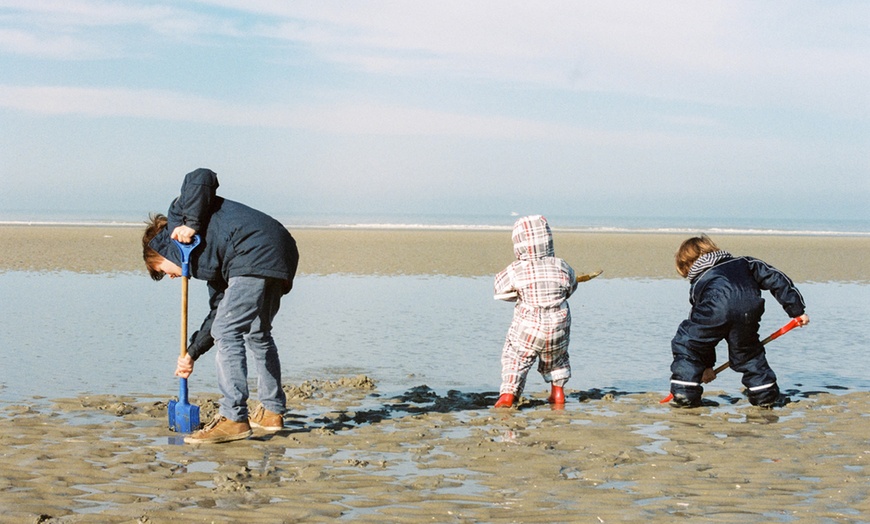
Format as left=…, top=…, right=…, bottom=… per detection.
left=494, top=215, right=577, bottom=397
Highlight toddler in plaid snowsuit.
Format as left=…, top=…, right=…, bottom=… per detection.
left=493, top=215, right=577, bottom=408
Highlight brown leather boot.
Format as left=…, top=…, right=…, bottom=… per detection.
left=184, top=415, right=252, bottom=444
left=494, top=393, right=515, bottom=408
left=249, top=405, right=284, bottom=432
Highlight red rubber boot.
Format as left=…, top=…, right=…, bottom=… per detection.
left=494, top=393, right=515, bottom=408
left=548, top=385, right=565, bottom=405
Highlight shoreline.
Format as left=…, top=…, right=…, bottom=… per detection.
left=1, top=225, right=869, bottom=281
left=3, top=220, right=870, bottom=237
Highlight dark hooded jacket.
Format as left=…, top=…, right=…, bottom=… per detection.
left=149, top=168, right=299, bottom=359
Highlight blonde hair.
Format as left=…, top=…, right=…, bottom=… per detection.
left=142, top=213, right=168, bottom=281
left=675, top=235, right=719, bottom=278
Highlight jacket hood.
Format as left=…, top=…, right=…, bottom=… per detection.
left=512, top=215, right=554, bottom=261
left=148, top=228, right=182, bottom=267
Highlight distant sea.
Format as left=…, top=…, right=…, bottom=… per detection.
left=1, top=210, right=869, bottom=236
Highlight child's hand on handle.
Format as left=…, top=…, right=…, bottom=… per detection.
left=171, top=225, right=197, bottom=244
left=701, top=367, right=717, bottom=384
left=796, top=314, right=810, bottom=327
left=175, top=354, right=194, bottom=379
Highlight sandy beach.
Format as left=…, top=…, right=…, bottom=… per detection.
left=2, top=383, right=868, bottom=523
left=2, top=225, right=869, bottom=281
left=1, top=225, right=869, bottom=523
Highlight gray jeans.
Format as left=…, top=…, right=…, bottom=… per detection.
left=212, top=276, right=287, bottom=421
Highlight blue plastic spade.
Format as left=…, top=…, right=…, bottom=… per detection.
left=168, top=235, right=201, bottom=433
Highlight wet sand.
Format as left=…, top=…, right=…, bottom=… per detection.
left=1, top=225, right=869, bottom=522
left=2, top=382, right=868, bottom=523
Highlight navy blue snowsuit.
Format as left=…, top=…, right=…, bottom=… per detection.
left=670, top=253, right=805, bottom=406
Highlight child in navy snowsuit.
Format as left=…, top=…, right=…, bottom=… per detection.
left=494, top=215, right=577, bottom=408
left=669, top=235, right=809, bottom=408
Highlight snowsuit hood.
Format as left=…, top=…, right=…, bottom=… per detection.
left=512, top=215, right=554, bottom=261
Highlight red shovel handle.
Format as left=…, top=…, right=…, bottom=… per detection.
left=760, top=317, right=801, bottom=345
left=659, top=317, right=802, bottom=404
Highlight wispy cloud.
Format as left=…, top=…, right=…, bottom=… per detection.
left=1, top=0, right=867, bottom=118
left=0, top=84, right=602, bottom=142
left=1, top=1, right=867, bottom=133
left=195, top=1, right=870, bottom=116
left=0, top=0, right=186, bottom=29
left=0, top=0, right=235, bottom=57
left=0, top=28, right=105, bottom=59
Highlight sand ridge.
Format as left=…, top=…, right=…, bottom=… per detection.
left=1, top=225, right=869, bottom=282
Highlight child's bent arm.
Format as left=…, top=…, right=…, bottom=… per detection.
left=175, top=168, right=219, bottom=232
left=746, top=257, right=806, bottom=317
left=493, top=266, right=518, bottom=300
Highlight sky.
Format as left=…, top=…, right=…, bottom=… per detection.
left=0, top=1, right=868, bottom=225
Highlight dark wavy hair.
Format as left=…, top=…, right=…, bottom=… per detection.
left=142, top=213, right=168, bottom=281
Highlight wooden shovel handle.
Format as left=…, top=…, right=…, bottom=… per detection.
left=576, top=269, right=603, bottom=283
left=173, top=235, right=200, bottom=359
left=180, top=275, right=189, bottom=358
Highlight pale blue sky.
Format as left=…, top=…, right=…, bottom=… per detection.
left=1, top=1, right=868, bottom=224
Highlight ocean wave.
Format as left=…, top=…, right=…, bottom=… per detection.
left=2, top=220, right=868, bottom=237
left=0, top=220, right=144, bottom=227
left=553, top=226, right=870, bottom=237
left=292, top=223, right=870, bottom=236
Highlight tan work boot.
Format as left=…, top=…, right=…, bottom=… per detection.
left=184, top=415, right=252, bottom=444
left=249, top=405, right=284, bottom=432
